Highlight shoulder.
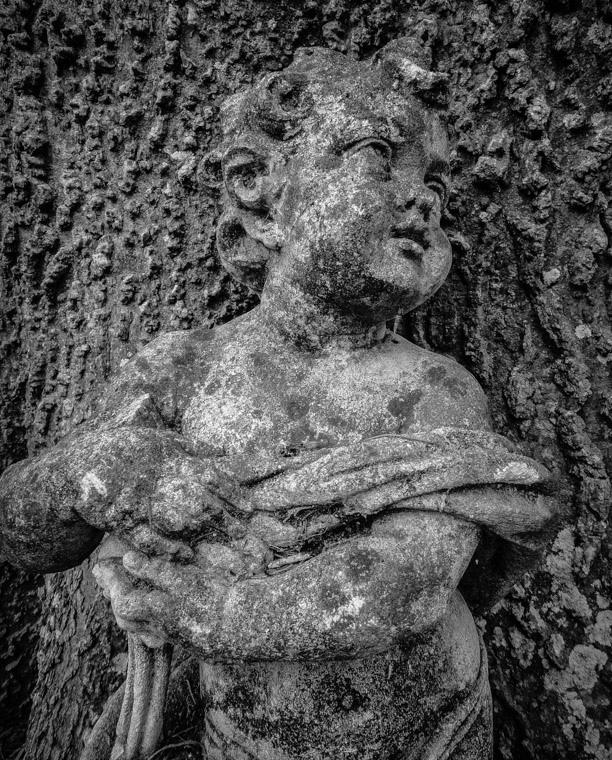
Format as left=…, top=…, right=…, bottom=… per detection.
left=382, top=336, right=493, bottom=434
left=96, top=327, right=218, bottom=424
left=128, top=326, right=214, bottom=375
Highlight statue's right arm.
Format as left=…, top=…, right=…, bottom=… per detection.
left=0, top=339, right=238, bottom=574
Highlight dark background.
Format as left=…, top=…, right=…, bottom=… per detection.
left=0, top=1, right=611, bottom=758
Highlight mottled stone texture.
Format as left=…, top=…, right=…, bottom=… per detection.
left=0, top=1, right=610, bottom=760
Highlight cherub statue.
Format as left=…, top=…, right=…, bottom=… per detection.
left=0, top=38, right=555, bottom=760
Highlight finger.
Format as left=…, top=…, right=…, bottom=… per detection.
left=124, top=524, right=194, bottom=562
left=92, top=560, right=136, bottom=599
left=112, top=587, right=167, bottom=624
left=97, top=535, right=131, bottom=562
left=114, top=614, right=169, bottom=648
left=114, top=615, right=151, bottom=634
left=123, top=551, right=192, bottom=594
left=92, top=561, right=112, bottom=596
left=140, top=632, right=168, bottom=649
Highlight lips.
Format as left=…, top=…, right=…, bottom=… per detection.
left=393, top=237, right=426, bottom=260
left=390, top=221, right=430, bottom=260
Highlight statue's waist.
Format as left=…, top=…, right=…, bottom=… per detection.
left=200, top=592, right=484, bottom=760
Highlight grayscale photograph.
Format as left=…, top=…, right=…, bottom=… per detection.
left=0, top=2, right=610, bottom=759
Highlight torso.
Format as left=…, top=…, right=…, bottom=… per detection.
left=118, top=310, right=492, bottom=759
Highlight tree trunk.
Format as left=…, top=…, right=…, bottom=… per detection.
left=0, top=1, right=610, bottom=758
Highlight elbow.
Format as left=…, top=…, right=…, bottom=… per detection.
left=2, top=522, right=104, bottom=574
left=1, top=460, right=104, bottom=573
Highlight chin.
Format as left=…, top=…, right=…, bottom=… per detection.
left=367, top=270, right=450, bottom=320
left=341, top=288, right=423, bottom=324
left=325, top=242, right=451, bottom=322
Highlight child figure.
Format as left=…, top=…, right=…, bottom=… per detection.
left=0, top=39, right=554, bottom=760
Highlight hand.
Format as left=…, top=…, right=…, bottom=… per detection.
left=144, top=456, right=252, bottom=537
left=92, top=548, right=231, bottom=650
left=75, top=436, right=252, bottom=558
left=93, top=557, right=170, bottom=648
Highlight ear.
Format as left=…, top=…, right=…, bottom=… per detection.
left=223, top=146, right=283, bottom=250
left=223, top=147, right=271, bottom=211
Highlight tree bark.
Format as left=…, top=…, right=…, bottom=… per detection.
left=0, top=1, right=610, bottom=759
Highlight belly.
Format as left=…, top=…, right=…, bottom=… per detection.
left=200, top=592, right=488, bottom=760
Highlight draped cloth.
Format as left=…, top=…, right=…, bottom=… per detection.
left=420, top=635, right=492, bottom=760
left=225, top=426, right=557, bottom=611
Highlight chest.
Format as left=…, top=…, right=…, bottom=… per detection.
left=180, top=351, right=421, bottom=456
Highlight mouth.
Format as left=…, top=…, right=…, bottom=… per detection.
left=390, top=225, right=430, bottom=260
left=396, top=238, right=425, bottom=261
left=393, top=237, right=426, bottom=260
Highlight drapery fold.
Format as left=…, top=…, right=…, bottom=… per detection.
left=220, top=427, right=556, bottom=610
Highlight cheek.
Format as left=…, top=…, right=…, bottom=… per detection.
left=298, top=185, right=390, bottom=252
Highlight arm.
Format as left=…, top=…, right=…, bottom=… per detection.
left=0, top=390, right=244, bottom=574
left=97, top=509, right=480, bottom=662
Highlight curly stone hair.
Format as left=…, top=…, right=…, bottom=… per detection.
left=201, top=38, right=449, bottom=294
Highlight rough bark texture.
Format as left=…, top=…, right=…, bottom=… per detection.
left=0, top=1, right=610, bottom=759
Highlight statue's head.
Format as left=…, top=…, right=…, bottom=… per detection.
left=203, top=38, right=452, bottom=324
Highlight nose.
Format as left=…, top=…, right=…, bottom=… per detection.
left=393, top=187, right=435, bottom=220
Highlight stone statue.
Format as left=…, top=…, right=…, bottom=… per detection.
left=0, top=38, right=555, bottom=760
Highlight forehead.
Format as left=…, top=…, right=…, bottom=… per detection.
left=298, top=75, right=447, bottom=163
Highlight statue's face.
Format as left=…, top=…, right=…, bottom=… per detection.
left=270, top=78, right=452, bottom=323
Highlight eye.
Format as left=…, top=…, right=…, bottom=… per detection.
left=425, top=175, right=448, bottom=206
left=344, top=138, right=392, bottom=179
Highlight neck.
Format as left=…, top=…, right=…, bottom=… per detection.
left=257, top=278, right=387, bottom=353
